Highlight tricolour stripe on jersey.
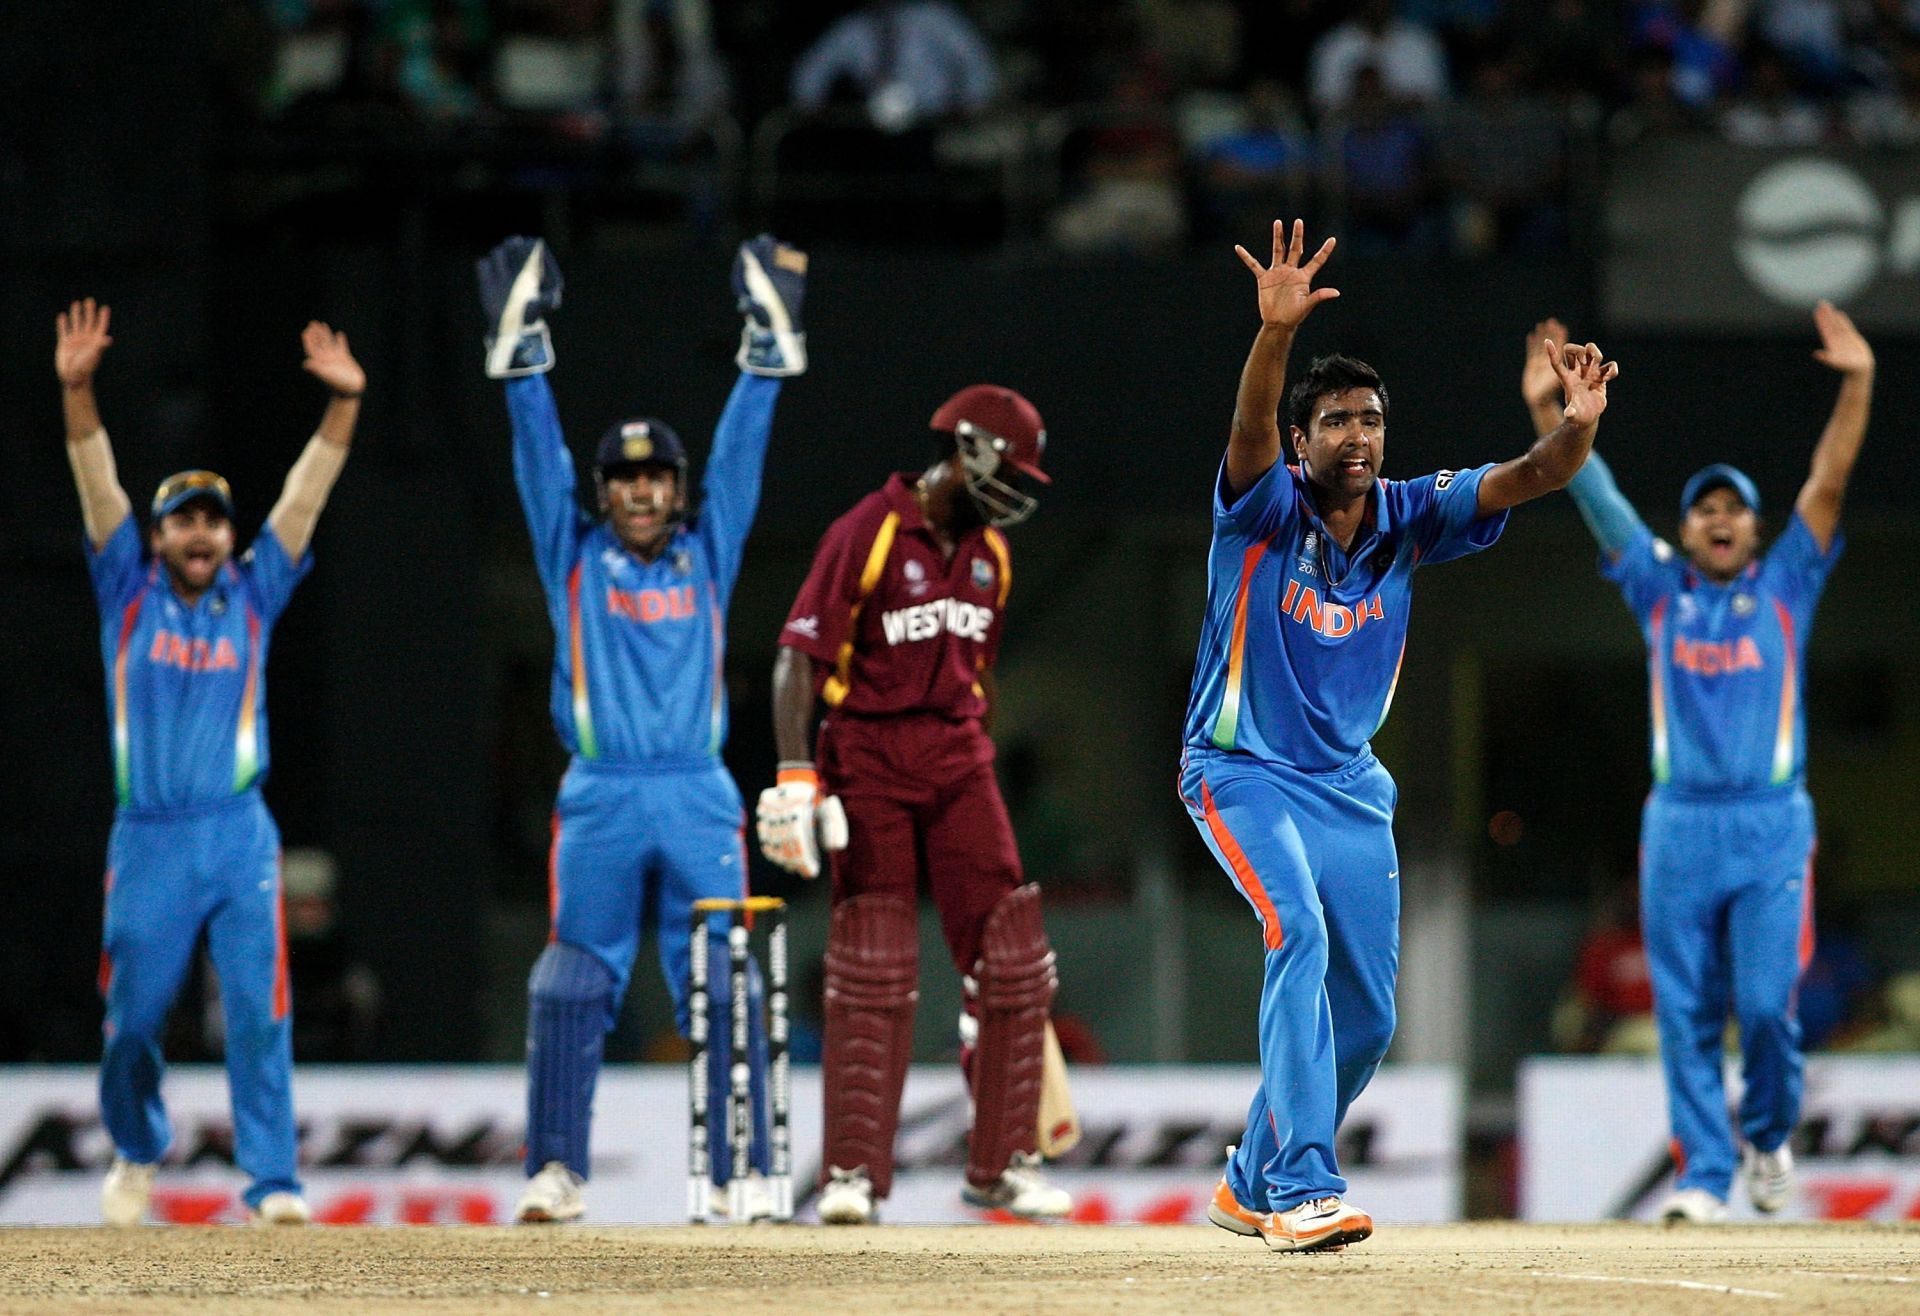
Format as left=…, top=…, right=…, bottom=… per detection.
left=1373, top=640, right=1407, bottom=735
left=707, top=581, right=726, bottom=755
left=1771, top=599, right=1797, bottom=785
left=111, top=591, right=149, bottom=805
left=1209, top=537, right=1274, bottom=751
left=1199, top=781, right=1283, bottom=950
left=1648, top=597, right=1671, bottom=784
left=566, top=561, right=598, bottom=758
left=823, top=511, right=900, bottom=707
left=232, top=605, right=263, bottom=792
left=983, top=527, right=1012, bottom=606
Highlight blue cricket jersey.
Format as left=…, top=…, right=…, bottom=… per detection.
left=1601, top=516, right=1841, bottom=794
left=1183, top=460, right=1508, bottom=771
left=507, top=371, right=778, bottom=763
left=87, top=518, right=310, bottom=813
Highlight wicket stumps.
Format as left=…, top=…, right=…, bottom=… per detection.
left=687, top=895, right=791, bottom=1223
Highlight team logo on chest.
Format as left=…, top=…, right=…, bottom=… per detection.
left=971, top=557, right=993, bottom=590
left=1732, top=593, right=1756, bottom=616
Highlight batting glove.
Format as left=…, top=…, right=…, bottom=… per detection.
left=733, top=234, right=807, bottom=377
left=477, top=236, right=563, bottom=378
left=755, top=762, right=846, bottom=879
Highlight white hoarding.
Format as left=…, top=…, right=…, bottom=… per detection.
left=1520, top=1054, right=1920, bottom=1221
left=0, top=1064, right=1460, bottom=1225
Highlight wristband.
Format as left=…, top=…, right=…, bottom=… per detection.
left=776, top=761, right=819, bottom=787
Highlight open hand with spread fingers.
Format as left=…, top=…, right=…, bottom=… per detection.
left=301, top=321, right=365, bottom=398
left=1811, top=300, right=1873, bottom=377
left=56, top=298, right=114, bottom=388
left=1235, top=219, right=1339, bottom=330
left=1544, top=337, right=1618, bottom=430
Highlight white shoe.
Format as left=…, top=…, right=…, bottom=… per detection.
left=817, top=1166, right=876, bottom=1225
left=515, top=1161, right=586, bottom=1223
left=101, top=1158, right=156, bottom=1227
left=711, top=1171, right=776, bottom=1223
left=1744, top=1144, right=1794, bottom=1214
left=960, top=1151, right=1071, bottom=1219
left=1659, top=1187, right=1728, bottom=1223
left=250, top=1192, right=311, bottom=1226
left=1262, top=1195, right=1373, bottom=1252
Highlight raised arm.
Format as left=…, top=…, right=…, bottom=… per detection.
left=701, top=235, right=808, bottom=589
left=1794, top=300, right=1873, bottom=553
left=478, top=236, right=583, bottom=591
left=1523, top=318, right=1644, bottom=557
left=1477, top=336, right=1619, bottom=515
left=56, top=298, right=132, bottom=549
left=1227, top=219, right=1339, bottom=497
left=267, top=322, right=364, bottom=561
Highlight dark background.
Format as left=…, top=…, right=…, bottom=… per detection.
left=2, top=3, right=1915, bottom=1107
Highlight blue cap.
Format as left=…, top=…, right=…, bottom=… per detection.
left=1680, top=463, right=1760, bottom=517
left=595, top=418, right=686, bottom=473
left=152, top=470, right=235, bottom=520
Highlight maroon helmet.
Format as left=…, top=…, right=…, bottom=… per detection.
left=930, top=384, right=1050, bottom=527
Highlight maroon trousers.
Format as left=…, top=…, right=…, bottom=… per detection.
left=817, top=711, right=1022, bottom=973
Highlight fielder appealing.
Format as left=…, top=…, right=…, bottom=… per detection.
left=1186, top=222, right=1617, bottom=1251
left=757, top=385, right=1071, bottom=1224
left=478, top=234, right=805, bottom=1223
left=58, top=299, right=363, bottom=1226
left=1523, top=306, right=1873, bottom=1222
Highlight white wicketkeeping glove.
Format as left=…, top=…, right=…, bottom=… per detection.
left=755, top=763, right=847, bottom=879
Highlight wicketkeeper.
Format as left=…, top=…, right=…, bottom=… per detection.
left=479, top=232, right=806, bottom=1223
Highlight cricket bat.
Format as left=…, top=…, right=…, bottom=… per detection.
left=1036, top=1020, right=1081, bottom=1157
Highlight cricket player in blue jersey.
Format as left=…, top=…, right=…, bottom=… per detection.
left=1185, top=222, right=1618, bottom=1251
left=1522, top=306, right=1874, bottom=1223
left=57, top=298, right=364, bottom=1226
left=477, top=233, right=806, bottom=1223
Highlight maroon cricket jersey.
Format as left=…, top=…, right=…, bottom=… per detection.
left=780, top=473, right=1011, bottom=725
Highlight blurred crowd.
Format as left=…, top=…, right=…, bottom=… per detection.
left=213, top=0, right=1920, bottom=251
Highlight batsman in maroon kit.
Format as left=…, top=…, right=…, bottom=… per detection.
left=757, top=385, right=1071, bottom=1224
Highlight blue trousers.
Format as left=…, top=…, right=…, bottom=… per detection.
left=100, top=790, right=298, bottom=1208
left=530, top=757, right=768, bottom=1182
left=1642, top=786, right=1815, bottom=1198
left=1180, top=748, right=1400, bottom=1212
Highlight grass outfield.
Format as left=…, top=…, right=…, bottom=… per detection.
left=1, top=1222, right=1916, bottom=1314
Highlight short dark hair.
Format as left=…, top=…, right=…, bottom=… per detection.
left=1287, top=354, right=1388, bottom=434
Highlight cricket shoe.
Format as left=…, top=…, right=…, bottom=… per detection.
left=250, top=1192, right=311, bottom=1226
left=1743, top=1144, right=1794, bottom=1214
left=101, top=1157, right=156, bottom=1227
left=817, top=1166, right=876, bottom=1225
left=1658, top=1187, right=1728, bottom=1223
left=1207, top=1177, right=1264, bottom=1237
left=1261, top=1195, right=1373, bottom=1253
left=711, top=1172, right=777, bottom=1224
left=515, top=1161, right=586, bottom=1223
left=961, top=1151, right=1071, bottom=1219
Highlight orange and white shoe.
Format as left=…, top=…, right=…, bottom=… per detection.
left=1263, top=1195, right=1373, bottom=1253
left=1206, top=1177, right=1264, bottom=1237
left=1208, top=1179, right=1367, bottom=1252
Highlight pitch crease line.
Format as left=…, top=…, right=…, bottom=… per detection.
left=1527, top=1271, right=1782, bottom=1299
left=1790, top=1270, right=1917, bottom=1284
